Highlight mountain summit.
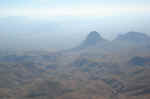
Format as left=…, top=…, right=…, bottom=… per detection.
left=66, top=31, right=108, bottom=51
left=115, top=32, right=150, bottom=44
left=81, top=31, right=106, bottom=47
left=82, top=31, right=102, bottom=45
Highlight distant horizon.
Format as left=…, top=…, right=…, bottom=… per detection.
left=0, top=0, right=150, bottom=50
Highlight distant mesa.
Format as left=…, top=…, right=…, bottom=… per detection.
left=129, top=56, right=150, bottom=66
left=115, top=31, right=150, bottom=43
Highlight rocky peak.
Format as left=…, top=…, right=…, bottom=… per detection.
left=82, top=31, right=105, bottom=46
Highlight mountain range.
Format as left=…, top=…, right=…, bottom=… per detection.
left=77, top=31, right=150, bottom=49
left=0, top=31, right=150, bottom=99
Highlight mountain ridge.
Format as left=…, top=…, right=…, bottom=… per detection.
left=69, top=31, right=150, bottom=52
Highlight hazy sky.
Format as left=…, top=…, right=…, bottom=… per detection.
left=0, top=0, right=150, bottom=18
left=0, top=0, right=150, bottom=50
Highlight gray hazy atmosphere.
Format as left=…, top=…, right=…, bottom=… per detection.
left=0, top=0, right=150, bottom=51
left=1, top=1, right=150, bottom=99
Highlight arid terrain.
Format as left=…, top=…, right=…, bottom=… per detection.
left=0, top=31, right=150, bottom=99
